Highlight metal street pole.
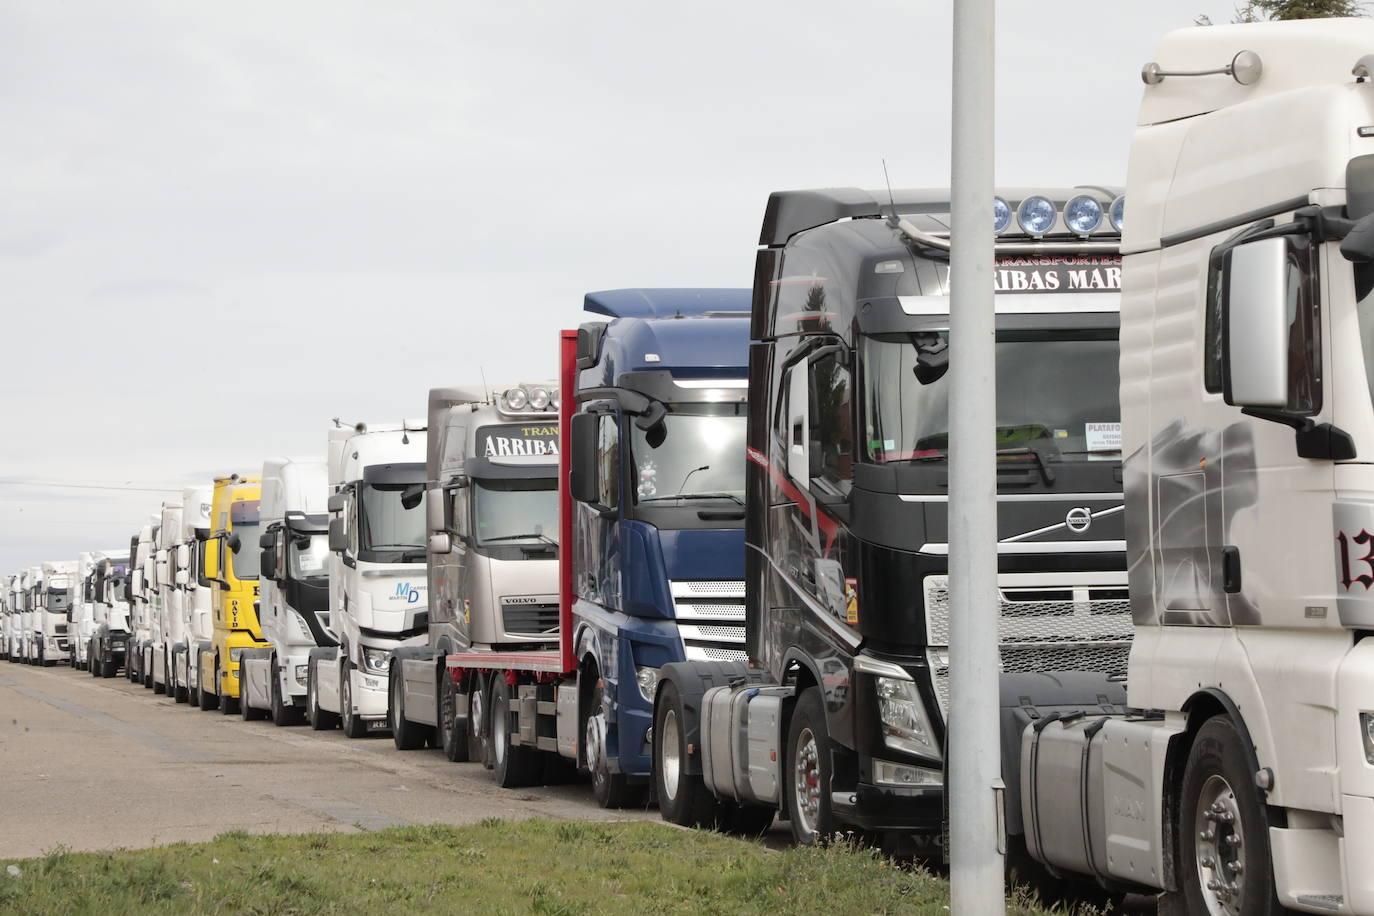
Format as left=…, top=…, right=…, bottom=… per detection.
left=947, top=0, right=1003, bottom=912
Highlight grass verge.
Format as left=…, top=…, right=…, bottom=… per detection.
left=0, top=818, right=1108, bottom=915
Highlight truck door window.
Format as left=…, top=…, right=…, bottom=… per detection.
left=808, top=350, right=853, bottom=494
left=597, top=414, right=619, bottom=510
left=1206, top=233, right=1321, bottom=413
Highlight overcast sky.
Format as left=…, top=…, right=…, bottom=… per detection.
left=1, top=0, right=1237, bottom=572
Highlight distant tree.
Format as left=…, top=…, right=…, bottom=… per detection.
left=1197, top=0, right=1365, bottom=24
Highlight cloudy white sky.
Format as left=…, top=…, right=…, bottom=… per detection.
left=1, top=0, right=1237, bottom=572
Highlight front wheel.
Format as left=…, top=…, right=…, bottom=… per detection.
left=1174, top=716, right=1283, bottom=916
left=586, top=681, right=644, bottom=809
left=654, top=679, right=719, bottom=827
left=437, top=668, right=470, bottom=762
left=339, top=659, right=367, bottom=739
left=218, top=658, right=238, bottom=715
left=389, top=662, right=429, bottom=750
left=197, top=653, right=219, bottom=711
left=306, top=657, right=339, bottom=731
left=785, top=688, right=838, bottom=846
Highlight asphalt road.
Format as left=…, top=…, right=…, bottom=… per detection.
left=0, top=660, right=661, bottom=859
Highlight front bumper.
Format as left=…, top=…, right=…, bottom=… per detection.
left=836, top=778, right=945, bottom=835
left=348, top=667, right=389, bottom=719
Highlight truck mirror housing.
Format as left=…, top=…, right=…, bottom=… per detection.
left=227, top=532, right=242, bottom=554
left=400, top=482, right=424, bottom=510
left=260, top=544, right=277, bottom=581
left=174, top=568, right=188, bottom=587
left=176, top=544, right=189, bottom=567
left=258, top=532, right=274, bottom=549
left=426, top=486, right=446, bottom=537
left=1223, top=236, right=1289, bottom=408
left=428, top=532, right=452, bottom=555
left=328, top=517, right=347, bottom=553
left=327, top=492, right=345, bottom=514
left=569, top=413, right=600, bottom=504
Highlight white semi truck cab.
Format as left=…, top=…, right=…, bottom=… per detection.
left=126, top=521, right=157, bottom=685
left=37, top=562, right=74, bottom=666
left=1015, top=20, right=1374, bottom=915
left=308, top=420, right=428, bottom=737
left=89, top=550, right=131, bottom=678
left=175, top=486, right=214, bottom=703
left=70, top=552, right=97, bottom=670
left=150, top=500, right=183, bottom=695
left=241, top=458, right=332, bottom=725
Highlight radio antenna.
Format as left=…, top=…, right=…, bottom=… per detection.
left=480, top=366, right=490, bottom=403
left=882, top=158, right=898, bottom=216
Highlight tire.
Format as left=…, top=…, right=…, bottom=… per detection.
left=100, top=647, right=116, bottom=680
left=217, top=657, right=239, bottom=715
left=468, top=673, right=490, bottom=767
left=142, top=649, right=153, bottom=688
left=437, top=668, right=470, bottom=763
left=306, top=657, right=339, bottom=731
left=491, top=677, right=541, bottom=788
left=197, top=653, right=219, bottom=711
left=389, top=661, right=430, bottom=750
left=1175, top=716, right=1283, bottom=916
left=785, top=688, right=838, bottom=846
left=654, top=679, right=719, bottom=827
left=89, top=644, right=99, bottom=677
left=269, top=656, right=298, bottom=726
left=173, top=655, right=189, bottom=704
left=339, top=658, right=368, bottom=739
left=587, top=680, right=644, bottom=809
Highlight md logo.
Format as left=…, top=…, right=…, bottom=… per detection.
left=394, top=583, right=422, bottom=604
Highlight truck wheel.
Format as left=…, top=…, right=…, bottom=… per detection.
left=339, top=659, right=367, bottom=738
left=218, top=659, right=239, bottom=715
left=143, top=649, right=153, bottom=688
left=785, top=688, right=838, bottom=846
left=197, top=653, right=219, bottom=711
left=306, top=657, right=339, bottom=730
left=491, top=678, right=541, bottom=788
left=1176, top=716, right=1282, bottom=916
left=654, top=680, right=718, bottom=827
left=89, top=644, right=99, bottom=677
left=100, top=648, right=116, bottom=679
left=389, top=662, right=428, bottom=750
left=269, top=656, right=297, bottom=726
left=173, top=658, right=189, bottom=704
left=467, top=675, right=490, bottom=766
left=437, top=668, right=469, bottom=762
left=587, top=682, right=644, bottom=809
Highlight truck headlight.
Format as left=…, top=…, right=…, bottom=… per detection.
left=634, top=666, right=659, bottom=704
left=1361, top=712, right=1374, bottom=765
left=360, top=646, right=390, bottom=674
left=875, top=676, right=940, bottom=759
left=228, top=647, right=245, bottom=662
left=295, top=664, right=309, bottom=686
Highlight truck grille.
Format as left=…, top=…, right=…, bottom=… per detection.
left=671, top=580, right=746, bottom=662
left=55, top=624, right=68, bottom=635
left=923, top=572, right=1132, bottom=718
left=501, top=599, right=560, bottom=636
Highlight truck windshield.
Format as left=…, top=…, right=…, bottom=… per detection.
left=289, top=534, right=330, bottom=580
left=359, top=484, right=427, bottom=562
left=631, top=404, right=747, bottom=505
left=45, top=588, right=69, bottom=610
left=862, top=328, right=1120, bottom=464
left=230, top=522, right=261, bottom=579
left=472, top=479, right=558, bottom=548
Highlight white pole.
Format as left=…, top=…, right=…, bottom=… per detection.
left=947, top=0, right=1003, bottom=912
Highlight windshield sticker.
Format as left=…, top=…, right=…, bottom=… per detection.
left=297, top=552, right=325, bottom=573
left=993, top=254, right=1121, bottom=294
left=1085, top=422, right=1122, bottom=452
left=637, top=459, right=658, bottom=500
left=476, top=423, right=559, bottom=458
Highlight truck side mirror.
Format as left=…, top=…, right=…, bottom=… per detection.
left=569, top=413, right=600, bottom=504
left=428, top=532, right=452, bottom=555
left=400, top=483, right=425, bottom=510
left=426, top=486, right=447, bottom=537
left=328, top=518, right=347, bottom=553
left=1221, top=236, right=1289, bottom=408
left=175, top=568, right=188, bottom=587
left=327, top=492, right=345, bottom=514
left=260, top=545, right=277, bottom=581
left=227, top=532, right=242, bottom=554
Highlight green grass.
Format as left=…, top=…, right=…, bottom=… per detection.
left=0, top=819, right=1107, bottom=915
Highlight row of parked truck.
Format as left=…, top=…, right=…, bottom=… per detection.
left=5, top=20, right=1374, bottom=913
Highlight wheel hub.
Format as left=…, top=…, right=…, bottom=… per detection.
left=793, top=727, right=821, bottom=837
left=1195, top=774, right=1246, bottom=916
left=585, top=709, right=607, bottom=777
left=661, top=709, right=681, bottom=802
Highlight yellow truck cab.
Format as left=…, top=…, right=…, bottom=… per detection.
left=199, top=474, right=264, bottom=714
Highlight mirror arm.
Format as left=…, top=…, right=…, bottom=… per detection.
left=1240, top=407, right=1357, bottom=460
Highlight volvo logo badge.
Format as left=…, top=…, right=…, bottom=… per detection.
left=1066, top=507, right=1093, bottom=534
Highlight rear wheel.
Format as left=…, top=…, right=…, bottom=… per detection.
left=197, top=652, right=219, bottom=711
left=437, top=668, right=470, bottom=762
left=587, top=680, right=644, bottom=809
left=467, top=674, right=490, bottom=766
left=306, top=657, right=339, bottom=730
left=389, top=662, right=429, bottom=750
left=491, top=678, right=541, bottom=788
left=785, top=688, right=837, bottom=846
left=1174, top=716, right=1283, bottom=916
left=654, top=680, right=718, bottom=827
left=340, top=658, right=367, bottom=738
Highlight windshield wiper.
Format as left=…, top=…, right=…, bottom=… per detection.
left=400, top=549, right=427, bottom=562
left=997, top=446, right=1056, bottom=485
left=484, top=533, right=558, bottom=547
left=640, top=492, right=744, bottom=505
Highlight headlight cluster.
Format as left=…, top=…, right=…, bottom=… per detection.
left=228, top=647, right=245, bottom=662
left=634, top=665, right=659, bottom=704
left=993, top=193, right=1124, bottom=237
left=500, top=385, right=558, bottom=414
left=876, top=675, right=940, bottom=759
left=1361, top=712, right=1374, bottom=765
left=294, top=664, right=309, bottom=686
left=360, top=645, right=390, bottom=674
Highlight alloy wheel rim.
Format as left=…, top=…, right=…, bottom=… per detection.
left=493, top=692, right=507, bottom=767
left=792, top=727, right=821, bottom=838
left=661, top=708, right=681, bottom=803
left=470, top=686, right=484, bottom=752
left=1194, top=774, right=1246, bottom=916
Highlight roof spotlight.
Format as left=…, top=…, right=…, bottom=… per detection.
left=993, top=196, right=1011, bottom=234
left=504, top=387, right=529, bottom=411
left=528, top=386, right=551, bottom=411
left=1064, top=195, right=1103, bottom=235
left=1016, top=196, right=1056, bottom=236
left=1109, top=195, right=1126, bottom=233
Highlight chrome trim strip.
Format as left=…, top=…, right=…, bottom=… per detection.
left=898, top=493, right=1124, bottom=503
left=1001, top=504, right=1124, bottom=543
left=918, top=540, right=1126, bottom=556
